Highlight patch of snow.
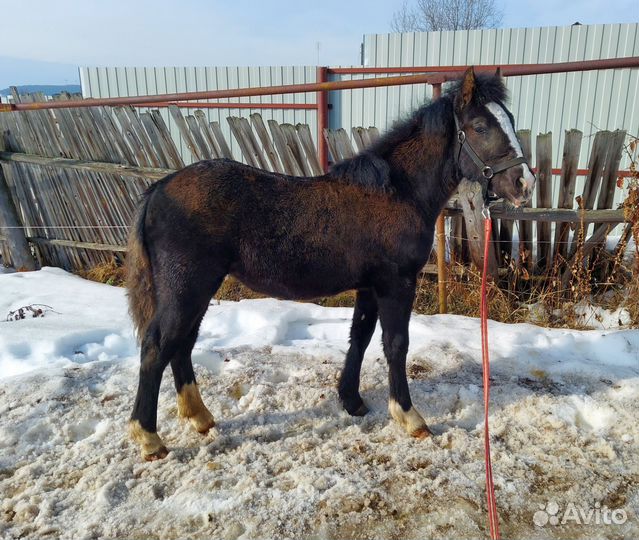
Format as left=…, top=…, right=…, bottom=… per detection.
left=0, top=268, right=637, bottom=539
left=574, top=302, right=632, bottom=329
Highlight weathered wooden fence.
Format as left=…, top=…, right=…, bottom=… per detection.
left=0, top=90, right=630, bottom=288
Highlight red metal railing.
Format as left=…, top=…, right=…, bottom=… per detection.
left=1, top=56, right=638, bottom=175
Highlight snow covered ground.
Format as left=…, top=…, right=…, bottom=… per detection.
left=0, top=268, right=637, bottom=539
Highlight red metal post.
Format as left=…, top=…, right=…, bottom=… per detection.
left=316, top=66, right=329, bottom=172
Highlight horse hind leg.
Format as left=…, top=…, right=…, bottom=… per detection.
left=129, top=269, right=225, bottom=460
left=129, top=318, right=171, bottom=461
left=338, top=289, right=378, bottom=416
left=171, top=321, right=216, bottom=434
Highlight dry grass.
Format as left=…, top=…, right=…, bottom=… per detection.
left=77, top=258, right=126, bottom=287
left=77, top=262, right=637, bottom=328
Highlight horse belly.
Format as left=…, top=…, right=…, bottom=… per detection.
left=231, top=242, right=364, bottom=300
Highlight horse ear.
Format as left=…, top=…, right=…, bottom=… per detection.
left=456, top=67, right=475, bottom=112
left=495, top=66, right=502, bottom=78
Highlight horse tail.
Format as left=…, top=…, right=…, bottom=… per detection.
left=126, top=183, right=159, bottom=343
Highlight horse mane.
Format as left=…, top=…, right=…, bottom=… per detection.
left=447, top=72, right=509, bottom=106
left=329, top=151, right=392, bottom=192
left=327, top=73, right=508, bottom=193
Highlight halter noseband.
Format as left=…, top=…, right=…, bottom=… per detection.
left=453, top=112, right=529, bottom=201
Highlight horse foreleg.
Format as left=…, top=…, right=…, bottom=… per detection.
left=338, top=289, right=378, bottom=416
left=377, top=283, right=432, bottom=439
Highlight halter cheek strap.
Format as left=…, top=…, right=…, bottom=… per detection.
left=453, top=113, right=529, bottom=195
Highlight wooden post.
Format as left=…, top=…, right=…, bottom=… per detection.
left=432, top=82, right=447, bottom=314
left=0, top=165, right=35, bottom=270
left=458, top=178, right=498, bottom=278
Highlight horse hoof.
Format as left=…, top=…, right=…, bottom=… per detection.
left=195, top=417, right=216, bottom=435
left=143, top=445, right=169, bottom=461
left=411, top=426, right=433, bottom=439
left=352, top=403, right=370, bottom=416
left=342, top=399, right=369, bottom=417
left=129, top=420, right=169, bottom=461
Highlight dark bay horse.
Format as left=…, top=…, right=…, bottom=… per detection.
left=126, top=68, right=535, bottom=460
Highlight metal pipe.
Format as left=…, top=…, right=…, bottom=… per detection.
left=328, top=56, right=639, bottom=76
left=4, top=56, right=638, bottom=113
left=142, top=101, right=316, bottom=110
left=432, top=82, right=448, bottom=315
left=2, top=73, right=442, bottom=111
left=329, top=64, right=530, bottom=75
left=316, top=66, right=329, bottom=172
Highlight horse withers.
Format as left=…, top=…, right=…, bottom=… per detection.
left=126, top=67, right=535, bottom=460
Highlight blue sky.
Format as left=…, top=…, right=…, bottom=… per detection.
left=0, top=0, right=636, bottom=88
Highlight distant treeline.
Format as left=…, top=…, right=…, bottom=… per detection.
left=0, top=84, right=81, bottom=96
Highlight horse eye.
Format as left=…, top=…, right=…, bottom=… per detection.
left=474, top=125, right=488, bottom=134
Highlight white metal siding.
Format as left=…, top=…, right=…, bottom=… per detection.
left=357, top=24, right=639, bottom=173
left=80, top=23, right=638, bottom=179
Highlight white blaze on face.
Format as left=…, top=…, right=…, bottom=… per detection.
left=485, top=102, right=536, bottom=191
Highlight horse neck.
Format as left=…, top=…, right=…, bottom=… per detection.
left=387, top=119, right=459, bottom=223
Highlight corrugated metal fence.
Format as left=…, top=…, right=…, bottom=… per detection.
left=356, top=24, right=638, bottom=171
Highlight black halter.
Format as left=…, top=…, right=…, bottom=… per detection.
left=453, top=112, right=529, bottom=202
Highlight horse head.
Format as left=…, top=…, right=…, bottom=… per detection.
left=453, top=67, right=536, bottom=207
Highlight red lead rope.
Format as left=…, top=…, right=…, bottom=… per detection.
left=480, top=209, right=501, bottom=540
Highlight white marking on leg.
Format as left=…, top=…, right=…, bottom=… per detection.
left=129, top=420, right=168, bottom=460
left=389, top=399, right=431, bottom=438
left=177, top=383, right=216, bottom=433
left=486, top=102, right=536, bottom=190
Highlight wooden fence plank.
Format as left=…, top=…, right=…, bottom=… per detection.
left=227, top=117, right=258, bottom=168
left=535, top=132, right=553, bottom=271
left=592, top=129, right=626, bottom=273
left=150, top=110, right=185, bottom=168
left=250, top=113, right=284, bottom=173
left=168, top=105, right=203, bottom=162
left=269, top=120, right=302, bottom=175
left=101, top=107, right=138, bottom=165
left=281, top=123, right=312, bottom=176
left=122, top=106, right=163, bottom=168
left=0, top=164, right=35, bottom=269
left=28, top=236, right=126, bottom=252
left=553, top=129, right=582, bottom=263
left=445, top=206, right=626, bottom=223
left=296, top=123, right=323, bottom=175
left=209, top=121, right=233, bottom=159
left=517, top=130, right=533, bottom=272
left=193, top=110, right=222, bottom=159
left=140, top=112, right=173, bottom=168
left=185, top=114, right=213, bottom=160
left=0, top=151, right=174, bottom=180
left=238, top=117, right=269, bottom=170
left=113, top=107, right=152, bottom=167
